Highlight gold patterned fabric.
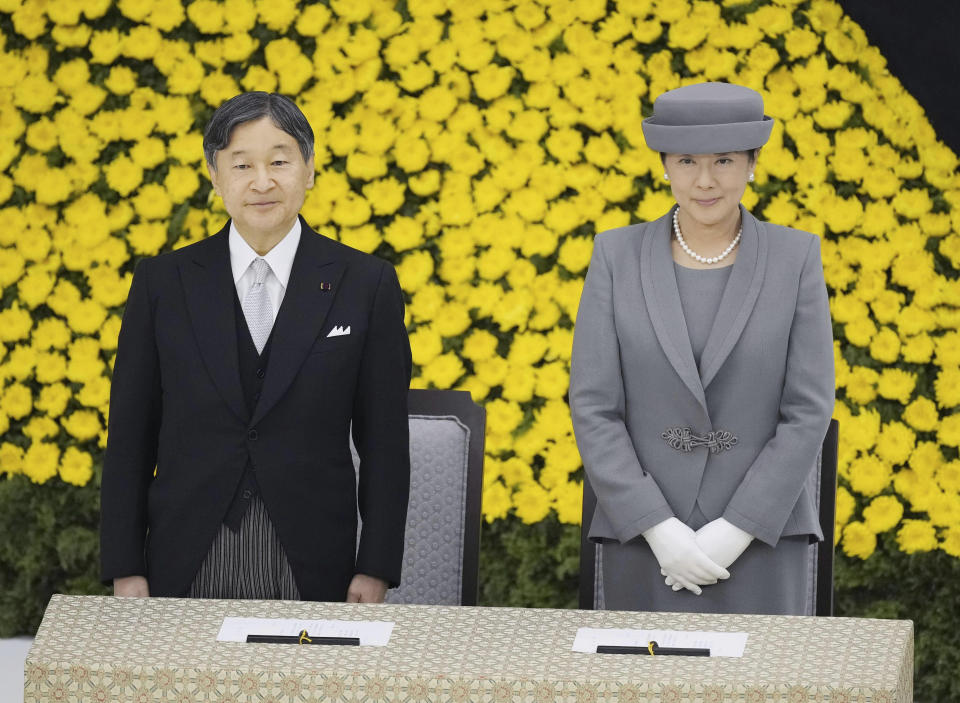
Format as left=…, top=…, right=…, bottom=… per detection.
left=25, top=594, right=913, bottom=703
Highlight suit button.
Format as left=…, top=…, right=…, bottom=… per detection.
left=242, top=489, right=252, bottom=499
left=256, top=368, right=265, bottom=378
left=248, top=429, right=258, bottom=441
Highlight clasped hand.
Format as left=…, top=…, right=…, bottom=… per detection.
left=643, top=517, right=752, bottom=595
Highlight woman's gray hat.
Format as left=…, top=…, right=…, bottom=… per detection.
left=641, top=82, right=773, bottom=154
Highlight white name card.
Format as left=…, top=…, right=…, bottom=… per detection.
left=217, top=617, right=395, bottom=646
left=572, top=627, right=749, bottom=657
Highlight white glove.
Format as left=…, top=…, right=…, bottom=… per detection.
left=664, top=518, right=754, bottom=590
left=642, top=517, right=730, bottom=595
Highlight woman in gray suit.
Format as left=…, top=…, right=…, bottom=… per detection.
left=570, top=82, right=835, bottom=615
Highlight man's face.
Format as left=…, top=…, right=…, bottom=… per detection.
left=208, top=116, right=315, bottom=241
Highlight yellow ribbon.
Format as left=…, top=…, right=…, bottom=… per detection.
left=648, top=641, right=656, bottom=656
left=299, top=630, right=312, bottom=645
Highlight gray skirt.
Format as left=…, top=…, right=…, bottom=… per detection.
left=187, top=495, right=301, bottom=600
left=601, top=505, right=811, bottom=615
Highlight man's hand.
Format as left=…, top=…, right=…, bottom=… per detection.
left=113, top=575, right=149, bottom=597
left=346, top=574, right=388, bottom=603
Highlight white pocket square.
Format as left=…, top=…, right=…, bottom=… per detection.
left=327, top=325, right=351, bottom=338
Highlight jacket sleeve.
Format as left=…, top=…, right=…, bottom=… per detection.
left=570, top=233, right=675, bottom=543
left=100, top=258, right=161, bottom=583
left=722, top=235, right=835, bottom=546
left=351, top=261, right=412, bottom=586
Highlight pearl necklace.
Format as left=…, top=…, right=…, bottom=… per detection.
left=672, top=208, right=741, bottom=265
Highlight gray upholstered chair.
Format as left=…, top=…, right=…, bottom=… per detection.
left=579, top=419, right=839, bottom=615
left=352, top=389, right=485, bottom=606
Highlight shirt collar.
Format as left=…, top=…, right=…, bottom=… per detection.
left=228, top=218, right=302, bottom=288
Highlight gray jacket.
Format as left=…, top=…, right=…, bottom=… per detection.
left=570, top=208, right=835, bottom=547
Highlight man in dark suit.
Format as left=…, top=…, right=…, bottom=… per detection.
left=100, top=92, right=411, bottom=603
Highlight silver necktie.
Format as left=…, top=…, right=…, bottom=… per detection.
left=241, top=258, right=273, bottom=354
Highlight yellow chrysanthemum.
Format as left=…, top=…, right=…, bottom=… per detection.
left=636, top=190, right=675, bottom=222
left=501, top=364, right=535, bottom=402
left=934, top=367, right=960, bottom=409
left=512, top=481, right=551, bottom=524
left=845, top=366, right=879, bottom=405
left=0, top=382, right=33, bottom=420
left=896, top=519, right=939, bottom=554
left=35, top=383, right=72, bottom=419
left=557, top=236, right=594, bottom=274
left=841, top=521, right=877, bottom=559
left=60, top=409, right=102, bottom=441
left=0, top=443, right=24, bottom=478
left=868, top=327, right=900, bottom=363
left=938, top=414, right=960, bottom=448
left=941, top=527, right=960, bottom=559
left=59, top=447, right=94, bottom=487
left=551, top=480, right=583, bottom=525
left=835, top=485, right=855, bottom=529
left=847, top=454, right=892, bottom=497
left=104, top=156, right=144, bottom=196
left=22, top=442, right=60, bottom=485
left=902, top=397, right=940, bottom=433
left=863, top=495, right=904, bottom=533
left=875, top=421, right=916, bottom=466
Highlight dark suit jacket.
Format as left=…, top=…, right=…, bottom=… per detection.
left=100, top=217, right=412, bottom=600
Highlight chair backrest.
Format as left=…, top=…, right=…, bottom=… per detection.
left=352, top=389, right=485, bottom=606
left=811, top=418, right=839, bottom=616
left=579, top=419, right=840, bottom=615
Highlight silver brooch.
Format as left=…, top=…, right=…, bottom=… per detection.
left=661, top=427, right=738, bottom=454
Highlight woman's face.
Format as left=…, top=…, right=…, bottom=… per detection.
left=663, top=151, right=755, bottom=229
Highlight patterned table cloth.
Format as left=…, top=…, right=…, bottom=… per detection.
left=25, top=594, right=913, bottom=702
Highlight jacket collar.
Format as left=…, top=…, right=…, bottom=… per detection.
left=250, top=217, right=345, bottom=426
left=640, top=205, right=767, bottom=413
left=699, top=207, right=767, bottom=390
left=178, top=216, right=346, bottom=425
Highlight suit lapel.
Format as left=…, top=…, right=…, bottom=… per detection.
left=178, top=226, right=248, bottom=423
left=251, top=221, right=346, bottom=427
left=699, top=207, right=768, bottom=390
left=639, top=211, right=708, bottom=413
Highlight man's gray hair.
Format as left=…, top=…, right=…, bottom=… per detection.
left=203, top=92, right=314, bottom=170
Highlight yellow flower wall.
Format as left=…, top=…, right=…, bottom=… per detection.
left=0, top=0, right=959, bottom=561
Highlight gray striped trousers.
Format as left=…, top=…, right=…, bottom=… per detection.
left=187, top=495, right=301, bottom=600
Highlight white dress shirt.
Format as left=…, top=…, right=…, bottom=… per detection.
left=228, top=219, right=301, bottom=322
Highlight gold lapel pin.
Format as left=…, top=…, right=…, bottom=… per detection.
left=320, top=282, right=332, bottom=291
